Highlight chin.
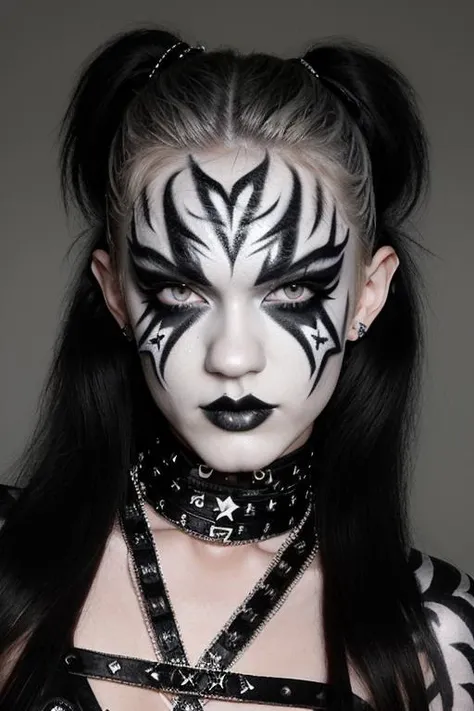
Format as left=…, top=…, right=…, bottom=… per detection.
left=186, top=431, right=294, bottom=473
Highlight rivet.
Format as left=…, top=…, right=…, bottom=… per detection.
left=198, top=464, right=213, bottom=479
left=280, top=685, right=292, bottom=697
left=43, top=702, right=77, bottom=711
left=64, top=653, right=76, bottom=667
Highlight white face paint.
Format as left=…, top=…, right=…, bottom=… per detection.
left=122, top=147, right=359, bottom=472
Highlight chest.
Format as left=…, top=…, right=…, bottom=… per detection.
left=73, top=526, right=341, bottom=711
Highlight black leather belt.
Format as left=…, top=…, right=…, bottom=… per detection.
left=63, top=648, right=373, bottom=710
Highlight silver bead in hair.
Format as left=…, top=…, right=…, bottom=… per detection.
left=149, top=42, right=205, bottom=80
left=299, top=58, right=320, bottom=80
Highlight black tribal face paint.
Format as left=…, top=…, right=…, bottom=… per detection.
left=123, top=147, right=358, bottom=472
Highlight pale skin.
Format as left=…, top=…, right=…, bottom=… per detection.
left=79, top=145, right=399, bottom=711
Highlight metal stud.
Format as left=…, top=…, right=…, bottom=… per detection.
left=145, top=664, right=161, bottom=682
left=207, top=651, right=223, bottom=669
left=198, top=464, right=213, bottom=479
left=140, top=562, right=158, bottom=580
left=107, top=660, right=122, bottom=674
left=42, top=702, right=77, bottom=711
left=239, top=676, right=255, bottom=694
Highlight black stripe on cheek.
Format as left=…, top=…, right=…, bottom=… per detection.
left=308, top=293, right=350, bottom=396
left=158, top=309, right=205, bottom=381
left=262, top=292, right=349, bottom=397
left=136, top=301, right=207, bottom=388
left=137, top=303, right=160, bottom=349
left=263, top=308, right=317, bottom=378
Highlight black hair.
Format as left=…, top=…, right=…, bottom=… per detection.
left=0, top=27, right=442, bottom=711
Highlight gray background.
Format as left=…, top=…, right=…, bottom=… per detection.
left=1, top=0, right=473, bottom=571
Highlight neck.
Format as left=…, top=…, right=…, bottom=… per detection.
left=132, top=431, right=316, bottom=545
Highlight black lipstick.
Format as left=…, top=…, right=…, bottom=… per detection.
left=200, top=395, right=277, bottom=432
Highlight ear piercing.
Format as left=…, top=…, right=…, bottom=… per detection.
left=357, top=322, right=368, bottom=339
left=121, top=324, right=134, bottom=342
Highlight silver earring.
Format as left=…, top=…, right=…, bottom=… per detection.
left=357, top=322, right=368, bottom=339
left=121, top=324, right=133, bottom=342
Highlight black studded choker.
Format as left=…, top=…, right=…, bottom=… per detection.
left=133, top=436, right=315, bottom=544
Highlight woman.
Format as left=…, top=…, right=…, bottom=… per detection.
left=0, top=26, right=473, bottom=711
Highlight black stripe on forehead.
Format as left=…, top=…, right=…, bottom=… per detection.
left=163, top=170, right=211, bottom=265
left=140, top=188, right=155, bottom=232
left=306, top=180, right=325, bottom=242
left=249, top=166, right=303, bottom=276
left=186, top=153, right=272, bottom=268
left=255, top=212, right=349, bottom=286
left=128, top=218, right=211, bottom=288
left=136, top=154, right=305, bottom=283
left=253, top=179, right=347, bottom=286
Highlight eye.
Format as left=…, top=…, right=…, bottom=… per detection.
left=156, top=284, right=206, bottom=306
left=264, top=283, right=314, bottom=304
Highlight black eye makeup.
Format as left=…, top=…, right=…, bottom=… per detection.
left=263, top=279, right=337, bottom=311
left=134, top=269, right=208, bottom=305
left=138, top=271, right=337, bottom=314
left=156, top=284, right=204, bottom=305
left=261, top=257, right=342, bottom=313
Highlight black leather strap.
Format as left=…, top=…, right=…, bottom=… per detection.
left=64, top=648, right=373, bottom=710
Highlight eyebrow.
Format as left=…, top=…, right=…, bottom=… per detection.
left=128, top=220, right=211, bottom=287
left=267, top=258, right=344, bottom=289
left=255, top=227, right=349, bottom=286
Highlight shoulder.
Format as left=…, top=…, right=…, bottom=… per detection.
left=409, top=549, right=474, bottom=709
left=0, top=483, right=22, bottom=528
left=410, top=549, right=474, bottom=628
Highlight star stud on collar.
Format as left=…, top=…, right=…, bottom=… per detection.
left=214, top=496, right=239, bottom=521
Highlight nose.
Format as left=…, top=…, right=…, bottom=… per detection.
left=204, top=303, right=266, bottom=379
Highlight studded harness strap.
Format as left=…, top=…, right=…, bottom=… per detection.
left=62, top=648, right=372, bottom=710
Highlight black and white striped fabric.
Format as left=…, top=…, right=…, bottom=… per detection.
left=412, top=550, right=474, bottom=710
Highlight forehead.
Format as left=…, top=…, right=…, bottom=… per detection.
left=130, top=146, right=354, bottom=286
left=144, top=146, right=335, bottom=225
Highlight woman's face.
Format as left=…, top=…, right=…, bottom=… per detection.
left=119, top=147, right=361, bottom=471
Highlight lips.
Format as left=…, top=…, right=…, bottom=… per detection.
left=200, top=395, right=277, bottom=432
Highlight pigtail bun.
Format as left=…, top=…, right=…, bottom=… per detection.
left=60, top=28, right=183, bottom=223
left=302, top=44, right=429, bottom=221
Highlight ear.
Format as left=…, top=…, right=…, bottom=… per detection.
left=91, top=249, right=128, bottom=328
left=347, top=246, right=399, bottom=341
